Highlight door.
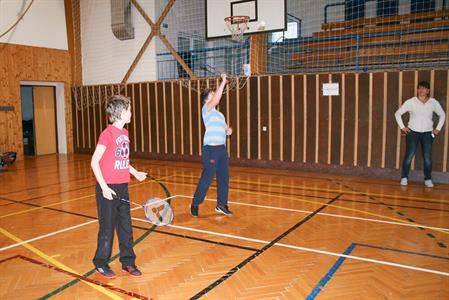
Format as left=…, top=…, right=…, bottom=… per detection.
left=33, top=86, right=57, bottom=155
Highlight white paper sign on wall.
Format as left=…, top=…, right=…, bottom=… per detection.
left=322, top=83, right=339, bottom=96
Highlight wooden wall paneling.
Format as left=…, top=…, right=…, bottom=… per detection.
left=395, top=72, right=403, bottom=169
left=170, top=82, right=176, bottom=154
left=401, top=71, right=416, bottom=169
left=73, top=87, right=79, bottom=150
left=318, top=74, right=329, bottom=164
left=268, top=76, right=272, bottom=160
left=156, top=82, right=164, bottom=154
left=139, top=83, right=145, bottom=152
left=249, top=77, right=259, bottom=159
left=228, top=84, right=238, bottom=158
left=343, top=73, right=356, bottom=166
left=315, top=74, right=320, bottom=164
left=102, top=86, right=111, bottom=129
left=141, top=83, right=150, bottom=153
left=162, top=82, right=168, bottom=154
left=221, top=82, right=230, bottom=156
left=445, top=71, right=449, bottom=172
left=306, top=74, right=317, bottom=164
left=330, top=73, right=342, bottom=165
left=191, top=81, right=200, bottom=156
left=257, top=76, right=262, bottom=159
left=164, top=82, right=173, bottom=154
left=246, top=80, right=251, bottom=159
left=339, top=74, right=345, bottom=165
left=125, top=84, right=134, bottom=152
left=172, top=81, right=182, bottom=155
left=149, top=83, right=158, bottom=153
left=293, top=75, right=304, bottom=163
left=282, top=75, right=293, bottom=162
left=133, top=83, right=142, bottom=153
left=88, top=86, right=94, bottom=150
left=327, top=74, right=332, bottom=165
left=357, top=73, right=369, bottom=167
left=371, top=72, right=384, bottom=168
left=385, top=72, right=399, bottom=169
left=270, top=75, right=281, bottom=161
left=81, top=86, right=87, bottom=149
left=260, top=76, right=270, bottom=160
left=239, top=78, right=249, bottom=159
left=181, top=83, right=191, bottom=155
left=381, top=73, right=387, bottom=168
left=432, top=70, right=448, bottom=172
left=236, top=78, right=241, bottom=158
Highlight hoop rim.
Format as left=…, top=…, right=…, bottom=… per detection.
left=224, top=15, right=250, bottom=24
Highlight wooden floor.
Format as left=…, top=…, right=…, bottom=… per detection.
left=0, top=154, right=448, bottom=299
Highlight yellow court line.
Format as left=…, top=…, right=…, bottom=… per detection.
left=0, top=174, right=175, bottom=219
left=170, top=173, right=449, bottom=204
left=164, top=180, right=449, bottom=236
left=0, top=227, right=124, bottom=300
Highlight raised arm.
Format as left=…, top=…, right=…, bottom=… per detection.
left=207, top=74, right=228, bottom=109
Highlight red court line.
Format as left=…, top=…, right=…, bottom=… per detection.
left=2, top=255, right=150, bottom=300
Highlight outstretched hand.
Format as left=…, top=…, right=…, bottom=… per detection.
left=221, top=73, right=228, bottom=84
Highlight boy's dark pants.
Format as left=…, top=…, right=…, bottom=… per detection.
left=192, top=145, right=229, bottom=206
left=93, top=183, right=136, bottom=268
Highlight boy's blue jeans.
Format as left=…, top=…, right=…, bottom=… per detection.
left=401, top=131, right=433, bottom=180
left=192, top=145, right=229, bottom=207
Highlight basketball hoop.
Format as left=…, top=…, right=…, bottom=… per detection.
left=224, top=16, right=250, bottom=41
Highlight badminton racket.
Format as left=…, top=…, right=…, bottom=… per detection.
left=115, top=195, right=174, bottom=226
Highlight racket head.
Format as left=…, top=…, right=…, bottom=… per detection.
left=143, top=197, right=174, bottom=226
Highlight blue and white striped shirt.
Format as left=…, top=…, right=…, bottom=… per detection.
left=202, top=104, right=227, bottom=146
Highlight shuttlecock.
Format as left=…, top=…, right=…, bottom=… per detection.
left=258, top=21, right=266, bottom=30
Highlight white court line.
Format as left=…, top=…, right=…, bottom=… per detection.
left=0, top=195, right=177, bottom=252
left=176, top=195, right=449, bottom=232
left=132, top=217, right=449, bottom=277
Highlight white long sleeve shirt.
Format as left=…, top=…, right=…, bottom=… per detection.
left=395, top=97, right=446, bottom=132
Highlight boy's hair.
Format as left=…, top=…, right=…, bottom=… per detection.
left=417, top=81, right=430, bottom=90
left=105, top=95, right=131, bottom=123
left=201, top=89, right=213, bottom=104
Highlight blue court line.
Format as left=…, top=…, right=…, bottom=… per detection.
left=307, top=243, right=449, bottom=299
left=306, top=243, right=356, bottom=300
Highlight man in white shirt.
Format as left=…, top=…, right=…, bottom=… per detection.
left=395, top=81, right=446, bottom=187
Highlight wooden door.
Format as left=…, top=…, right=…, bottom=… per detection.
left=33, top=86, right=57, bottom=155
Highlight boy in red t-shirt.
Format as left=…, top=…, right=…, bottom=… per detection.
left=91, top=95, right=147, bottom=278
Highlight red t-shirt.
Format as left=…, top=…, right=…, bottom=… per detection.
left=98, top=125, right=130, bottom=184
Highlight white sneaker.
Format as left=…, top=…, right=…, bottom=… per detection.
left=424, top=180, right=434, bottom=188
left=400, top=178, right=408, bottom=186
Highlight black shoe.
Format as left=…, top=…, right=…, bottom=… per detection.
left=215, top=205, right=233, bottom=216
left=95, top=265, right=116, bottom=279
left=122, top=265, right=142, bottom=277
left=190, top=204, right=199, bottom=217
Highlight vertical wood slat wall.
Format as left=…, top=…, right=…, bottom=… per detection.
left=72, top=70, right=449, bottom=172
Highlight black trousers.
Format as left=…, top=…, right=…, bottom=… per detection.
left=93, top=183, right=136, bottom=268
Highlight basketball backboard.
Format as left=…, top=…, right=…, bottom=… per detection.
left=205, top=0, right=286, bottom=40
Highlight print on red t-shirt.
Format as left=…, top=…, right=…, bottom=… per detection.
left=98, top=125, right=131, bottom=184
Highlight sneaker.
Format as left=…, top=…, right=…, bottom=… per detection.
left=400, top=178, right=408, bottom=186
left=424, top=180, right=434, bottom=188
left=122, top=265, right=142, bottom=277
left=190, top=204, right=199, bottom=217
left=215, top=205, right=233, bottom=216
left=96, top=265, right=116, bottom=279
